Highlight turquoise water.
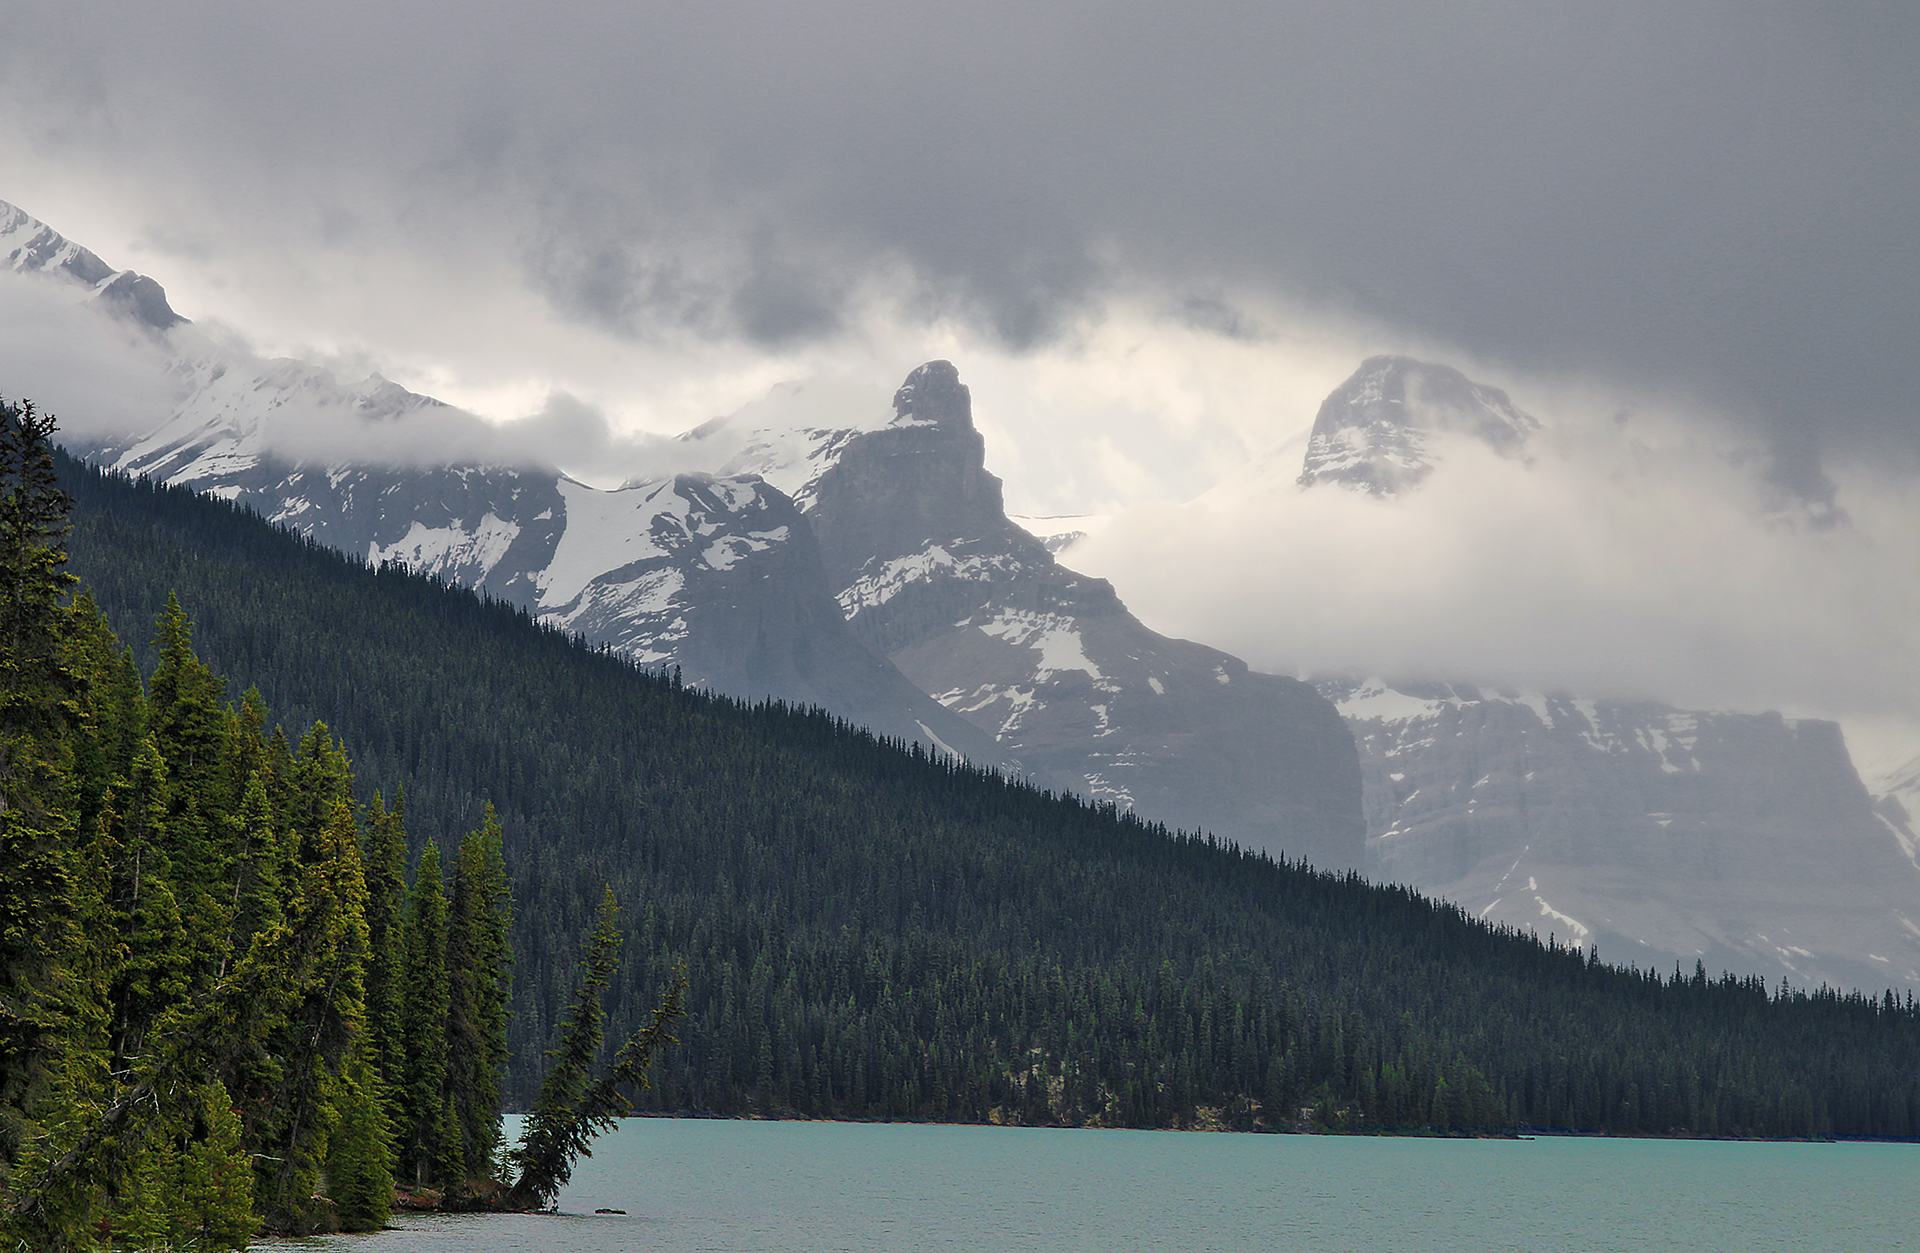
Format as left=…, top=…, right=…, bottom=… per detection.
left=264, top=1119, right=1917, bottom=1252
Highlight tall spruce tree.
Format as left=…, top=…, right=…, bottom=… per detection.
left=252, top=726, right=373, bottom=1234
left=445, top=804, right=513, bottom=1184
left=0, top=427, right=538, bottom=1244
left=0, top=398, right=82, bottom=1204
left=398, top=841, right=450, bottom=1186
left=324, top=1049, right=394, bottom=1233
left=507, top=889, right=685, bottom=1211
left=361, top=791, right=409, bottom=1099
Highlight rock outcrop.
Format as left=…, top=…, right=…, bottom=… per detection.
left=1297, top=355, right=1538, bottom=494
left=712, top=361, right=1366, bottom=868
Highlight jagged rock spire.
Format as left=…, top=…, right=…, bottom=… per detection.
left=891, top=360, right=973, bottom=427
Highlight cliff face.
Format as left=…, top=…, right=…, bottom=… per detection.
left=78, top=384, right=1013, bottom=766
left=70, top=341, right=1364, bottom=858
left=795, top=363, right=1365, bottom=868
left=1328, top=679, right=1920, bottom=989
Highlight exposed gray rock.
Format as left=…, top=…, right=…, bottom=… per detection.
left=715, top=361, right=1365, bottom=868
left=72, top=364, right=1011, bottom=767
left=1322, top=675, right=1920, bottom=991
left=1298, top=355, right=1537, bottom=494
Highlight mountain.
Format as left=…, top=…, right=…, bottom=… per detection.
left=2, top=199, right=185, bottom=333
left=16, top=201, right=1361, bottom=859
left=58, top=452, right=1920, bottom=1139
left=3, top=200, right=1005, bottom=765
left=102, top=439, right=1012, bottom=766
left=1325, top=678, right=1920, bottom=990
left=1297, top=355, right=1539, bottom=494
left=1284, top=357, right=1920, bottom=989
left=686, top=362, right=1364, bottom=868
left=1870, top=752, right=1920, bottom=874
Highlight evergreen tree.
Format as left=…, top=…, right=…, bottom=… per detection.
left=143, top=596, right=240, bottom=1002
left=507, top=890, right=685, bottom=1211
left=172, top=1080, right=258, bottom=1251
left=445, top=804, right=512, bottom=1183
left=0, top=397, right=81, bottom=1200
left=398, top=841, right=449, bottom=1186
left=324, top=1051, right=394, bottom=1233
left=252, top=728, right=372, bottom=1233
left=361, top=791, right=409, bottom=1099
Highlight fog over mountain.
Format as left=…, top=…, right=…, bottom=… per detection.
left=6, top=192, right=1920, bottom=780
left=4, top=4, right=1917, bottom=473
left=1069, top=368, right=1920, bottom=777
left=5, top=2, right=1920, bottom=770
left=10, top=192, right=1920, bottom=985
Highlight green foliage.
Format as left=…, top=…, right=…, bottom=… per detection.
left=398, top=840, right=449, bottom=1185
left=510, top=888, right=620, bottom=1210
left=0, top=416, right=526, bottom=1246
left=54, top=449, right=1920, bottom=1145
left=361, top=792, right=409, bottom=1099
left=0, top=398, right=81, bottom=1200
left=446, top=807, right=512, bottom=1181
left=507, top=891, right=685, bottom=1211
left=106, top=1079, right=257, bottom=1252
left=325, top=1052, right=394, bottom=1233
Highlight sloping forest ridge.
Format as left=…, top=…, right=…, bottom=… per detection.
left=53, top=442, right=1920, bottom=1135
left=5, top=402, right=1919, bottom=1248
left=0, top=403, right=679, bottom=1250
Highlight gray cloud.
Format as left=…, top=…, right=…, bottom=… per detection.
left=5, top=2, right=1918, bottom=476
left=1070, top=407, right=1920, bottom=770
left=0, top=277, right=177, bottom=439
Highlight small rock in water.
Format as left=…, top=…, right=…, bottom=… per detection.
left=594, top=1207, right=627, bottom=1215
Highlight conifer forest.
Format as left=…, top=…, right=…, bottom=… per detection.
left=0, top=401, right=678, bottom=1250
left=1, top=397, right=1917, bottom=1249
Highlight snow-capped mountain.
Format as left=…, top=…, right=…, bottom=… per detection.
left=31, top=194, right=1914, bottom=971
left=2, top=200, right=184, bottom=334
left=679, top=361, right=1366, bottom=868
left=1325, top=678, right=1920, bottom=989
left=1280, top=357, right=1920, bottom=989
left=93, top=433, right=1013, bottom=768
left=7, top=201, right=1008, bottom=766
left=1297, top=355, right=1539, bottom=494
left=1868, top=753, right=1920, bottom=875
left=20, top=202, right=1363, bottom=859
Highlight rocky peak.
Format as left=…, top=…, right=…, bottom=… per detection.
left=2, top=199, right=186, bottom=334
left=1298, top=355, right=1538, bottom=495
left=809, top=365, right=1028, bottom=559
left=890, top=359, right=972, bottom=428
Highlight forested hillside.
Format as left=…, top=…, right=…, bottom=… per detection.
left=0, top=403, right=693, bottom=1249
left=59, top=450, right=1920, bottom=1142
left=0, top=396, right=540, bottom=1250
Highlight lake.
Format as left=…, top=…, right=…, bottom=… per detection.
left=260, top=1118, right=1915, bottom=1252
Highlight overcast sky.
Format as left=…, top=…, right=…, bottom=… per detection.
left=4, top=1, right=1919, bottom=767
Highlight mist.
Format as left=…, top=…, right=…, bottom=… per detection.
left=4, top=1, right=1917, bottom=486
left=5, top=0, right=1918, bottom=772
left=1066, top=386, right=1920, bottom=773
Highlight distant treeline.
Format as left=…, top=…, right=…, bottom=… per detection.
left=58, top=449, right=1920, bottom=1143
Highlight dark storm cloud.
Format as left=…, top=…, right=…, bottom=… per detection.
left=8, top=1, right=1918, bottom=466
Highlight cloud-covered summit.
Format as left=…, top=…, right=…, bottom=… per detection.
left=1297, top=356, right=1540, bottom=495
left=4, top=2, right=1917, bottom=485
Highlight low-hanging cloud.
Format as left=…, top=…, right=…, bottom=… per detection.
left=1069, top=397, right=1920, bottom=762
left=4, top=0, right=1917, bottom=484
left=0, top=274, right=707, bottom=485
left=0, top=277, right=178, bottom=437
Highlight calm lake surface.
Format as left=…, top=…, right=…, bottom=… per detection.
left=262, top=1118, right=1916, bottom=1252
